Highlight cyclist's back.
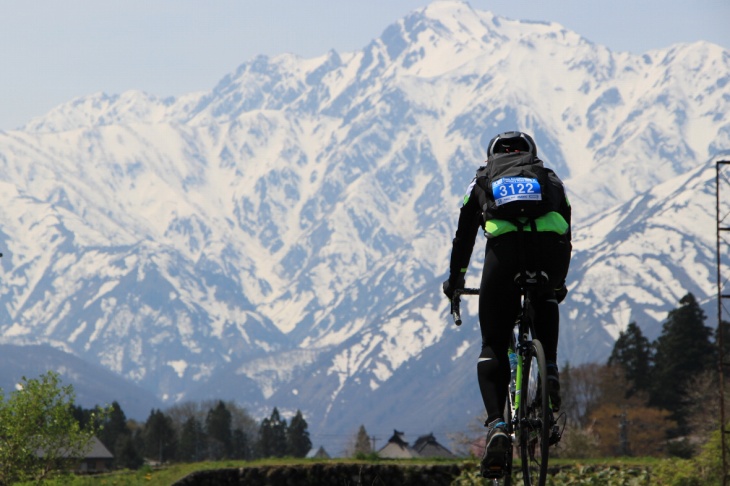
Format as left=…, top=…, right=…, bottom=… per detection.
left=442, top=131, right=572, bottom=479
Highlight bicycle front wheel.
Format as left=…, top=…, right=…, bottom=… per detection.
left=518, top=339, right=550, bottom=486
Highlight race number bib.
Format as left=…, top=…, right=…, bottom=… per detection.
left=492, top=177, right=542, bottom=206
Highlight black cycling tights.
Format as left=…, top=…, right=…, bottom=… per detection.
left=476, top=232, right=566, bottom=424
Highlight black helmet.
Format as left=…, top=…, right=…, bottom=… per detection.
left=487, top=131, right=537, bottom=157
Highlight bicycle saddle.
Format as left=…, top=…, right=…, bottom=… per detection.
left=513, top=270, right=549, bottom=287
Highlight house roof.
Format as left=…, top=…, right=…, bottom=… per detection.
left=377, top=430, right=420, bottom=459
left=306, top=446, right=330, bottom=459
left=86, top=436, right=114, bottom=459
left=377, top=431, right=456, bottom=459
left=387, top=430, right=408, bottom=447
left=413, top=433, right=456, bottom=458
left=36, top=436, right=113, bottom=459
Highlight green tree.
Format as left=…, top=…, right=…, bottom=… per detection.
left=231, top=427, right=250, bottom=460
left=178, top=416, right=206, bottom=462
left=286, top=410, right=312, bottom=458
left=70, top=404, right=100, bottom=429
left=0, top=371, right=105, bottom=483
left=98, top=401, right=128, bottom=450
left=608, top=322, right=653, bottom=397
left=205, top=401, right=232, bottom=460
left=229, top=403, right=257, bottom=460
left=143, top=409, right=177, bottom=463
left=114, top=433, right=144, bottom=470
left=654, top=425, right=725, bottom=484
left=353, top=425, right=373, bottom=457
left=258, top=407, right=288, bottom=458
left=95, top=400, right=142, bottom=468
left=650, top=293, right=716, bottom=432
left=165, top=400, right=258, bottom=462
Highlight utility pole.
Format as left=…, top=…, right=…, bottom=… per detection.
left=370, top=435, right=379, bottom=453
left=716, top=160, right=730, bottom=486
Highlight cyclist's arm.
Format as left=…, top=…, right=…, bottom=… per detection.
left=560, top=194, right=572, bottom=242
left=549, top=170, right=572, bottom=242
left=448, top=180, right=482, bottom=282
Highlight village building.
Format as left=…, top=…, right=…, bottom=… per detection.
left=413, top=433, right=457, bottom=458
left=75, top=436, right=114, bottom=473
left=378, top=430, right=420, bottom=458
left=306, top=445, right=331, bottom=459
left=378, top=430, right=456, bottom=459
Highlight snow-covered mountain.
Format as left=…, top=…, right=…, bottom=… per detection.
left=0, top=0, right=728, bottom=447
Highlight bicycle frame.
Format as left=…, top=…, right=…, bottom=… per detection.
left=512, top=287, right=537, bottom=414
left=449, top=287, right=533, bottom=416
left=451, top=282, right=555, bottom=486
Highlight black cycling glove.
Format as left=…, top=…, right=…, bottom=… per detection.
left=442, top=275, right=465, bottom=300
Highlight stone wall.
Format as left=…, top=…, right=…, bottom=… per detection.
left=173, top=463, right=466, bottom=486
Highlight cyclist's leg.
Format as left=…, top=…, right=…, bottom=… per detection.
left=477, top=235, right=520, bottom=424
left=531, top=297, right=558, bottom=363
left=530, top=233, right=571, bottom=412
left=477, top=235, right=520, bottom=478
left=527, top=233, right=569, bottom=359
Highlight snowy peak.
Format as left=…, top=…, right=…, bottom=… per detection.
left=378, top=1, right=490, bottom=75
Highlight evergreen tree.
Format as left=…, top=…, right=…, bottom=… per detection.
left=227, top=402, right=258, bottom=460
left=286, top=410, right=312, bottom=458
left=258, top=408, right=288, bottom=458
left=114, top=433, right=144, bottom=469
left=353, top=425, right=372, bottom=457
left=143, top=409, right=177, bottom=463
left=98, top=401, right=129, bottom=452
left=70, top=405, right=97, bottom=429
left=608, top=322, right=653, bottom=397
left=96, top=401, right=144, bottom=469
left=650, top=293, right=716, bottom=431
left=178, top=416, right=205, bottom=462
left=231, top=428, right=250, bottom=460
left=205, top=401, right=233, bottom=460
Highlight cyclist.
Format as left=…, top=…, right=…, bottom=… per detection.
left=442, top=131, right=572, bottom=478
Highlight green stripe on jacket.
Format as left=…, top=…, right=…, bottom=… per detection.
left=484, top=211, right=569, bottom=238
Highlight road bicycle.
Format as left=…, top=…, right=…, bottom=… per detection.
left=451, top=271, right=564, bottom=486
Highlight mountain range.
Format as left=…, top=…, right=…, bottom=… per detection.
left=0, top=0, right=728, bottom=453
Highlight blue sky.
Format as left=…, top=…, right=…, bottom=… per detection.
left=0, top=0, right=727, bottom=130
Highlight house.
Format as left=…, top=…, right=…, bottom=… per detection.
left=306, top=445, right=331, bottom=459
left=377, top=430, right=420, bottom=458
left=75, top=436, right=114, bottom=473
left=378, top=430, right=457, bottom=459
left=413, top=433, right=456, bottom=458
left=36, top=436, right=114, bottom=473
